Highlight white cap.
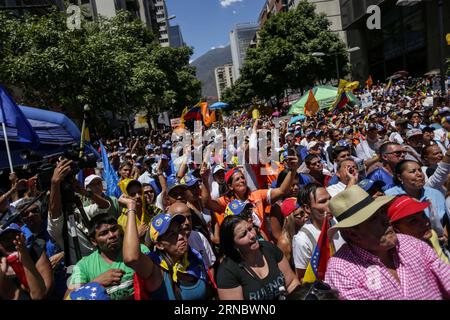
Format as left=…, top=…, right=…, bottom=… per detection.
left=84, top=174, right=103, bottom=188
left=213, top=165, right=225, bottom=175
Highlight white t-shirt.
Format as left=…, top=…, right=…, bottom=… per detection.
left=292, top=221, right=345, bottom=270
left=188, top=230, right=216, bottom=268
left=326, top=182, right=347, bottom=198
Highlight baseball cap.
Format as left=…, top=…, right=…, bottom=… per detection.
left=0, top=223, right=22, bottom=239
left=422, top=126, right=435, bottom=133
left=285, top=132, right=294, bottom=139
left=438, top=107, right=450, bottom=115
left=224, top=200, right=253, bottom=217
left=181, top=173, right=199, bottom=187
left=280, top=197, right=300, bottom=218
left=357, top=179, right=385, bottom=193
left=367, top=123, right=378, bottom=131
left=213, top=164, right=225, bottom=175
left=149, top=213, right=186, bottom=243
left=387, top=196, right=430, bottom=223
left=67, top=282, right=110, bottom=300
left=406, top=129, right=423, bottom=139
left=84, top=174, right=103, bottom=188
left=145, top=144, right=154, bottom=152
left=167, top=176, right=187, bottom=198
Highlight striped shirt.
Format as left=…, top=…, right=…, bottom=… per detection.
left=325, top=234, right=450, bottom=300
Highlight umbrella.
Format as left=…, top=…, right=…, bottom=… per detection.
left=289, top=115, right=306, bottom=125
left=424, top=69, right=440, bottom=77
left=393, top=70, right=409, bottom=77
left=209, top=102, right=229, bottom=110
left=288, top=85, right=359, bottom=115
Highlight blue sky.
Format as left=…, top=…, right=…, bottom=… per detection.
left=166, top=0, right=267, bottom=62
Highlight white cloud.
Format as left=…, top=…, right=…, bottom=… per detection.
left=211, top=46, right=216, bottom=50
left=232, top=10, right=237, bottom=14
left=220, top=0, right=242, bottom=8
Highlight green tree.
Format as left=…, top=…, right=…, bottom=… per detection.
left=0, top=9, right=200, bottom=132
left=224, top=0, right=348, bottom=108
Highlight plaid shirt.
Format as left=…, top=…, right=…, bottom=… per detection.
left=325, top=234, right=450, bottom=300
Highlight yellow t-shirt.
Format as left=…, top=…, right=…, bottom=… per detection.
left=429, top=230, right=449, bottom=264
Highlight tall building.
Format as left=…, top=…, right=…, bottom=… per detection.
left=230, top=23, right=259, bottom=81
left=340, top=0, right=450, bottom=82
left=39, top=0, right=162, bottom=45
left=258, top=0, right=289, bottom=29
left=215, top=64, right=234, bottom=101
left=288, top=0, right=346, bottom=43
left=154, top=0, right=171, bottom=47
left=169, top=25, right=184, bottom=48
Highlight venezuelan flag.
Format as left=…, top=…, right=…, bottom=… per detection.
left=182, top=105, right=203, bottom=121
left=331, top=90, right=349, bottom=114
left=302, top=216, right=335, bottom=283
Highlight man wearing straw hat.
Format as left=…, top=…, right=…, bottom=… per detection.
left=324, top=185, right=450, bottom=300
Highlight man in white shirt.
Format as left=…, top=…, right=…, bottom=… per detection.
left=292, top=183, right=345, bottom=281
left=326, top=158, right=359, bottom=198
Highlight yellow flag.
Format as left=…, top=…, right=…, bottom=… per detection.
left=304, top=89, right=319, bottom=116
left=252, top=108, right=260, bottom=119
left=345, top=81, right=359, bottom=91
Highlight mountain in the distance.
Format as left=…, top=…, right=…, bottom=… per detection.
left=190, top=46, right=232, bottom=101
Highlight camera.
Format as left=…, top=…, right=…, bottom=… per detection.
left=21, top=144, right=97, bottom=191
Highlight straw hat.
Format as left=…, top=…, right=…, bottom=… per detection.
left=328, top=185, right=394, bottom=238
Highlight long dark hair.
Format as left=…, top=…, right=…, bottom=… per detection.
left=219, top=215, right=247, bottom=263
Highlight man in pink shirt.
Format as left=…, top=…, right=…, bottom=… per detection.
left=325, top=186, right=450, bottom=300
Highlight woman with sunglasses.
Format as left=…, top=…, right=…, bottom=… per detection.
left=122, top=203, right=210, bottom=300
left=216, top=215, right=299, bottom=300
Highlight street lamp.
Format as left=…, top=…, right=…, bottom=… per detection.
left=311, top=47, right=360, bottom=81
left=396, top=0, right=446, bottom=93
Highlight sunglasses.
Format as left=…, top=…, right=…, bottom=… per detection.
left=304, top=281, right=332, bottom=300
left=385, top=151, right=406, bottom=157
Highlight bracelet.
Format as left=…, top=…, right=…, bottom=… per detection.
left=126, top=209, right=137, bottom=215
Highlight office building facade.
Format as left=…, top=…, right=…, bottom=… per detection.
left=230, top=23, right=259, bottom=81
left=169, top=25, right=184, bottom=48
left=215, top=64, right=235, bottom=101
left=340, top=0, right=449, bottom=82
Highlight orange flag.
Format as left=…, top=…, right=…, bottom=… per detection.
left=200, top=102, right=216, bottom=127
left=304, top=89, right=319, bottom=117
left=366, top=75, right=373, bottom=89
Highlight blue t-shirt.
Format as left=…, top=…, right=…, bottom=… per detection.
left=366, top=167, right=395, bottom=191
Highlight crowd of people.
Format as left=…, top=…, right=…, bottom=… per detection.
left=0, top=77, right=449, bottom=300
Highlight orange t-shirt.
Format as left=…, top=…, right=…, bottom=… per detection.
left=215, top=189, right=271, bottom=233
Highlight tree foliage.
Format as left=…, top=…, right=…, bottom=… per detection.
left=0, top=9, right=201, bottom=126
left=223, top=0, right=349, bottom=108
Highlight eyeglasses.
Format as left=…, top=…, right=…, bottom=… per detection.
left=304, top=281, right=332, bottom=300
left=385, top=151, right=406, bottom=157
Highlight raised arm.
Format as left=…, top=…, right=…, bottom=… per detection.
left=121, top=195, right=162, bottom=292
left=200, top=162, right=226, bottom=213
left=48, top=160, right=73, bottom=219
left=270, top=155, right=299, bottom=203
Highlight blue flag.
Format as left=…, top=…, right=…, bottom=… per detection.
left=100, top=142, right=121, bottom=198
left=0, top=85, right=39, bottom=145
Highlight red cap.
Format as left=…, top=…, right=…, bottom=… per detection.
left=225, top=168, right=239, bottom=184
left=281, top=197, right=300, bottom=217
left=387, top=195, right=430, bottom=223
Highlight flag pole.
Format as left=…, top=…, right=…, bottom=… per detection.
left=1, top=121, right=14, bottom=173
